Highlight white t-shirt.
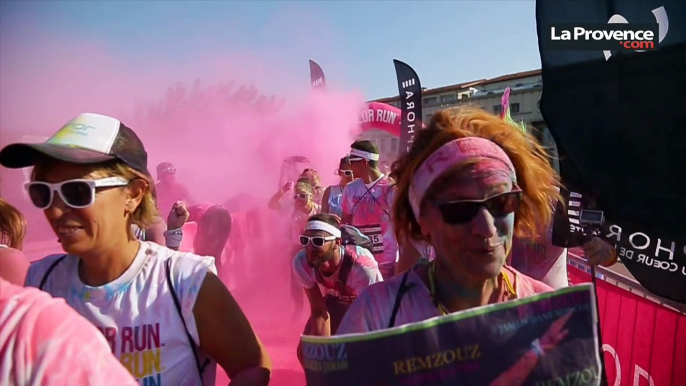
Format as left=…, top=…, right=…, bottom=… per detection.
left=24, top=241, right=217, bottom=386
left=341, top=175, right=398, bottom=268
left=292, top=245, right=383, bottom=299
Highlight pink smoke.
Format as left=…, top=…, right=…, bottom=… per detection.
left=1, top=17, right=365, bottom=386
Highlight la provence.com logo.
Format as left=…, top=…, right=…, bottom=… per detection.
left=546, top=24, right=659, bottom=52
left=544, top=6, right=670, bottom=60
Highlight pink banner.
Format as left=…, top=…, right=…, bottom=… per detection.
left=360, top=102, right=402, bottom=136
left=567, top=264, right=686, bottom=386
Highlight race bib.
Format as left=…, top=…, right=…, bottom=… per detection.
left=359, top=224, right=384, bottom=254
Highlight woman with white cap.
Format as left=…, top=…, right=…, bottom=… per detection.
left=0, top=113, right=271, bottom=386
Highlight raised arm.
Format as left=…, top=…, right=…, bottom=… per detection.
left=268, top=182, right=293, bottom=211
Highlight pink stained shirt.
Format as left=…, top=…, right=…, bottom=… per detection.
left=337, top=265, right=553, bottom=334
left=0, top=277, right=137, bottom=386
left=340, top=176, right=398, bottom=268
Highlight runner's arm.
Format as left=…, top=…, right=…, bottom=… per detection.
left=145, top=216, right=167, bottom=245
left=489, top=311, right=571, bottom=386
left=268, top=190, right=286, bottom=211
left=292, top=252, right=330, bottom=335
left=582, top=237, right=618, bottom=267
left=321, top=186, right=332, bottom=214
left=194, top=272, right=271, bottom=385
left=304, top=285, right=331, bottom=336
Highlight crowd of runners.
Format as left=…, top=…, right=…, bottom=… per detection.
left=0, top=106, right=619, bottom=385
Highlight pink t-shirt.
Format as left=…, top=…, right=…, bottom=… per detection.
left=292, top=245, right=384, bottom=298
left=0, top=277, right=137, bottom=386
left=337, top=266, right=553, bottom=334
left=341, top=176, right=398, bottom=268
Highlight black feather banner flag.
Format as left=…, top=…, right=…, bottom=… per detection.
left=537, top=0, right=686, bottom=303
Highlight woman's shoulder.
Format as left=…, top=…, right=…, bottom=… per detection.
left=360, top=269, right=419, bottom=301
left=145, top=242, right=217, bottom=275
left=504, top=265, right=555, bottom=296
left=338, top=270, right=424, bottom=334
left=25, top=253, right=73, bottom=287
left=344, top=179, right=363, bottom=191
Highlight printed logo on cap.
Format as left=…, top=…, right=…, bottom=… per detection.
left=47, top=113, right=121, bottom=155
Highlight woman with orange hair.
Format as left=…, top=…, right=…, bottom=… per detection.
left=391, top=104, right=616, bottom=289
left=339, top=108, right=566, bottom=333
left=337, top=108, right=589, bottom=384
left=0, top=197, right=29, bottom=285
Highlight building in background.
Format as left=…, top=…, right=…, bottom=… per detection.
left=359, top=69, right=560, bottom=171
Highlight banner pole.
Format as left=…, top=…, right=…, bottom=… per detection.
left=590, top=266, right=609, bottom=386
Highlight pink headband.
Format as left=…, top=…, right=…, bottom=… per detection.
left=409, top=137, right=516, bottom=218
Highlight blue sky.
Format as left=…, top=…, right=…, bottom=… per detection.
left=0, top=0, right=541, bottom=100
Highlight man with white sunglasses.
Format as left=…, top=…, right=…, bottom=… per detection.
left=293, top=213, right=382, bottom=366
left=341, top=140, right=398, bottom=279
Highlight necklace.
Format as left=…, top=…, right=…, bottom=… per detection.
left=427, top=260, right=516, bottom=316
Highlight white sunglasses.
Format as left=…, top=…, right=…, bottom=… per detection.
left=299, top=235, right=337, bottom=247
left=25, top=177, right=129, bottom=209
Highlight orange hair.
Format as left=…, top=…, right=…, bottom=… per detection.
left=393, top=107, right=562, bottom=244
left=0, top=197, right=26, bottom=249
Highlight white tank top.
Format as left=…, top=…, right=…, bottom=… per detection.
left=24, top=241, right=218, bottom=386
left=326, top=185, right=344, bottom=217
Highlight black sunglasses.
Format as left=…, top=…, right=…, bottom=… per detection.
left=294, top=193, right=310, bottom=200
left=436, top=190, right=522, bottom=225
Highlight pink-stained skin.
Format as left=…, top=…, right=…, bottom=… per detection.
left=0, top=247, right=29, bottom=286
